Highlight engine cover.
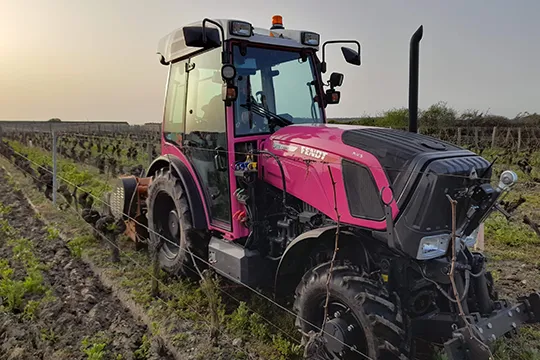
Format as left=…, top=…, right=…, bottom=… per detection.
left=342, top=127, right=492, bottom=258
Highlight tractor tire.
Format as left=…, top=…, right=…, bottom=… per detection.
left=146, top=168, right=206, bottom=277
left=293, top=260, right=412, bottom=360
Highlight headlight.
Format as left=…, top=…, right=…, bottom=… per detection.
left=497, top=170, right=518, bottom=191
left=230, top=21, right=252, bottom=37
left=417, top=234, right=451, bottom=260
left=301, top=32, right=320, bottom=46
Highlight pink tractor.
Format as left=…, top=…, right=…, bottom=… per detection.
left=110, top=16, right=540, bottom=360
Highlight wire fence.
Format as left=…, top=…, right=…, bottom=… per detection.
left=0, top=125, right=539, bottom=359
left=0, top=132, right=377, bottom=359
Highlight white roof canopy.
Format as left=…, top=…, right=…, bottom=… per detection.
left=157, top=18, right=320, bottom=64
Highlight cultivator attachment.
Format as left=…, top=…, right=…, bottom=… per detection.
left=444, top=292, right=540, bottom=360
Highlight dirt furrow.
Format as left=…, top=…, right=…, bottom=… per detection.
left=0, top=167, right=173, bottom=360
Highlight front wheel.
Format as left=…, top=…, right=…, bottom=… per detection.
left=293, top=261, right=412, bottom=360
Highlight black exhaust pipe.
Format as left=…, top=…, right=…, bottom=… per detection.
left=408, top=25, right=423, bottom=133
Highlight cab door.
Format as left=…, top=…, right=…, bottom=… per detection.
left=183, top=49, right=231, bottom=228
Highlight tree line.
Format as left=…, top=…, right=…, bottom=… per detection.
left=330, top=102, right=540, bottom=128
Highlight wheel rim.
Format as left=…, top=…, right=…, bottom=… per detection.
left=318, top=299, right=369, bottom=360
left=153, top=190, right=180, bottom=258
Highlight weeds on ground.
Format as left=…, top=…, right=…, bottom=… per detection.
left=40, top=327, right=59, bottom=345
left=227, top=302, right=302, bottom=359
left=81, top=332, right=109, bottom=360
left=45, top=225, right=60, bottom=240
left=133, top=334, right=151, bottom=360
left=67, top=235, right=95, bottom=258
left=0, top=218, right=52, bottom=315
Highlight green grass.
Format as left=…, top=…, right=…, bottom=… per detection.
left=0, top=203, right=53, bottom=315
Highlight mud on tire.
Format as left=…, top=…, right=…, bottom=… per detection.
left=146, top=168, right=206, bottom=277
left=293, top=260, right=412, bottom=360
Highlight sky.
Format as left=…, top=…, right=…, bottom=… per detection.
left=1, top=0, right=539, bottom=124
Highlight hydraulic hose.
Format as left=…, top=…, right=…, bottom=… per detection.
left=256, top=150, right=288, bottom=211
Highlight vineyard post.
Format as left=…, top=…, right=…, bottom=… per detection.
left=517, top=128, right=522, bottom=152
left=491, top=127, right=497, bottom=149
left=147, top=142, right=152, bottom=167
left=457, top=127, right=462, bottom=145
left=505, top=128, right=511, bottom=145
left=52, top=130, right=58, bottom=205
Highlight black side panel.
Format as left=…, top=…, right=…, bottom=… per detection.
left=342, top=160, right=385, bottom=220
left=147, top=156, right=207, bottom=230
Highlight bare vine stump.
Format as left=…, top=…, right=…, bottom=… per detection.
left=149, top=239, right=161, bottom=297
left=108, top=233, right=120, bottom=263
left=200, top=269, right=220, bottom=346
left=518, top=128, right=522, bottom=152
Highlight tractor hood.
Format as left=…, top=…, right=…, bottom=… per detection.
left=265, top=123, right=468, bottom=171
left=263, top=123, right=489, bottom=206
left=262, top=123, right=493, bottom=259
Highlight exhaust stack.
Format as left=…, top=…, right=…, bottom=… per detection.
left=408, top=25, right=423, bottom=133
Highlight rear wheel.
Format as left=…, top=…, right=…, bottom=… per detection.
left=146, top=168, right=207, bottom=277
left=293, top=261, right=411, bottom=360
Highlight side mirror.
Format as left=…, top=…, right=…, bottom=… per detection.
left=329, top=72, right=344, bottom=88
left=324, top=89, right=341, bottom=107
left=341, top=47, right=361, bottom=66
left=214, top=146, right=227, bottom=171
left=183, top=26, right=221, bottom=48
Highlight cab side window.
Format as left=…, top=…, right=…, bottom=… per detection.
left=163, top=60, right=187, bottom=145
left=185, top=50, right=225, bottom=138
left=184, top=49, right=231, bottom=225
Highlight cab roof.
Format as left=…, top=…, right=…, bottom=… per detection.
left=157, top=18, right=320, bottom=64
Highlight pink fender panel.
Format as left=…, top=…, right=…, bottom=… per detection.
left=260, top=124, right=399, bottom=230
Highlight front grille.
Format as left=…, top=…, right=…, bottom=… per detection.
left=402, top=155, right=492, bottom=232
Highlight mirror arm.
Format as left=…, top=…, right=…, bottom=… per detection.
left=202, top=18, right=229, bottom=64
left=321, top=40, right=361, bottom=73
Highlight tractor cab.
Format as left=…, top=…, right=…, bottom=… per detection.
left=155, top=16, right=361, bottom=240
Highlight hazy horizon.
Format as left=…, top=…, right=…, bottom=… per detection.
left=1, top=0, right=539, bottom=124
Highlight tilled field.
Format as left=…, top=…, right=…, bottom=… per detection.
left=1, top=137, right=540, bottom=359
left=0, top=167, right=173, bottom=360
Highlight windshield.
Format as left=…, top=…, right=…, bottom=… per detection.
left=232, top=45, right=323, bottom=136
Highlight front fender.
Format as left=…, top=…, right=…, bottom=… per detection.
left=274, top=226, right=337, bottom=296
left=147, top=155, right=208, bottom=230
left=274, top=226, right=372, bottom=297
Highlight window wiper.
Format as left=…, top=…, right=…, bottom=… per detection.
left=240, top=101, right=292, bottom=130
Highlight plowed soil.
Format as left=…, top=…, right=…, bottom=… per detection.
left=0, top=167, right=173, bottom=360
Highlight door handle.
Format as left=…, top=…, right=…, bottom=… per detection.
left=214, top=146, right=227, bottom=171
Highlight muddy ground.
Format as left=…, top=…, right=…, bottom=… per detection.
left=0, top=167, right=173, bottom=360
left=488, top=259, right=540, bottom=301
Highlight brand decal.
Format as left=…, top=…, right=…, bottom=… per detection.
left=300, top=146, right=328, bottom=160
left=352, top=151, right=363, bottom=158
left=272, top=141, right=298, bottom=152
